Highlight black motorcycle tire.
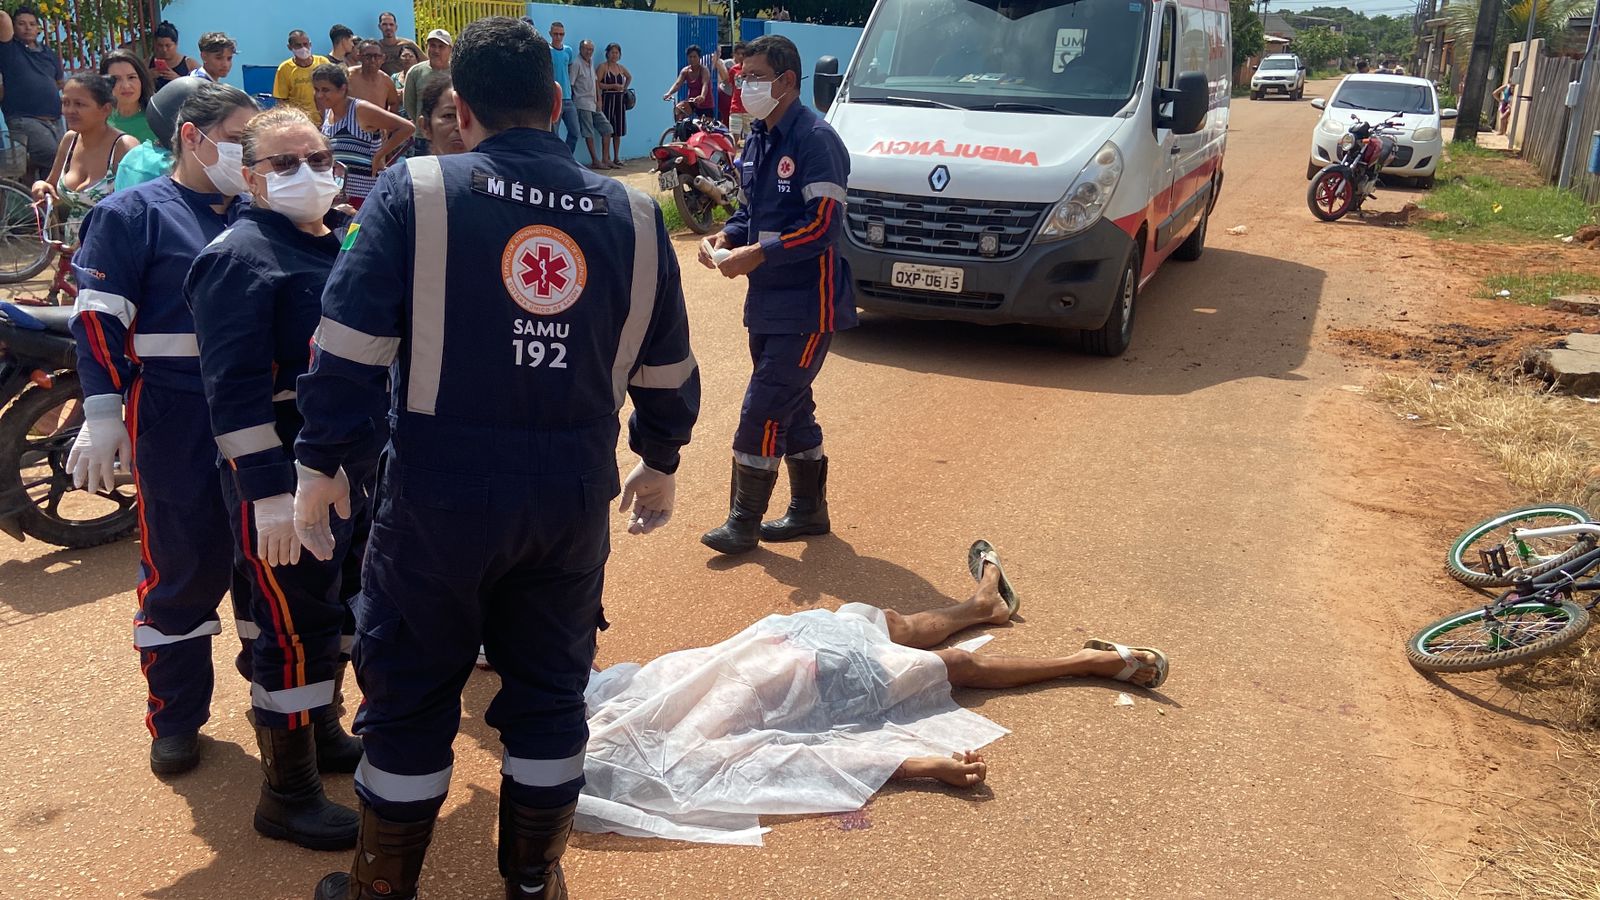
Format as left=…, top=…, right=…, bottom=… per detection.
left=673, top=182, right=718, bottom=234
left=0, top=370, right=137, bottom=548
left=1307, top=164, right=1357, bottom=222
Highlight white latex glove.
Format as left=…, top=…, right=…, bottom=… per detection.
left=618, top=460, right=675, bottom=535
left=66, top=393, right=131, bottom=495
left=253, top=493, right=302, bottom=568
left=292, top=463, right=350, bottom=562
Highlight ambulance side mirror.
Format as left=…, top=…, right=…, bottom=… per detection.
left=1159, top=70, right=1209, bottom=135
left=815, top=56, right=841, bottom=113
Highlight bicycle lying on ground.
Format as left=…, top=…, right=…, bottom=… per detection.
left=1444, top=503, right=1598, bottom=588
left=1408, top=516, right=1600, bottom=673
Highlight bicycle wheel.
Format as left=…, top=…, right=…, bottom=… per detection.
left=1407, top=599, right=1590, bottom=673
left=1446, top=504, right=1593, bottom=588
left=0, top=178, right=48, bottom=283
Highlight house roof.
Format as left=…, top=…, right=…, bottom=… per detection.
left=1262, top=12, right=1297, bottom=39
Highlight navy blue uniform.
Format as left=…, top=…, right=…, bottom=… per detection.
left=294, top=129, right=698, bottom=821
left=70, top=176, right=250, bottom=739
left=720, top=100, right=854, bottom=462
left=186, top=207, right=378, bottom=732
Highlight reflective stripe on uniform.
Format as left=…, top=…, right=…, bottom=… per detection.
left=215, top=422, right=280, bottom=460
left=629, top=354, right=698, bottom=389
left=758, top=231, right=779, bottom=242
left=407, top=156, right=448, bottom=416
left=236, top=619, right=262, bottom=640
left=801, top=181, right=847, bottom=203
left=611, top=188, right=659, bottom=408
left=312, top=318, right=399, bottom=367
left=501, top=749, right=586, bottom=787
left=355, top=757, right=453, bottom=803
left=251, top=679, right=336, bottom=714
left=74, top=288, right=138, bottom=327
left=133, top=619, right=222, bottom=648
left=131, top=333, right=199, bottom=358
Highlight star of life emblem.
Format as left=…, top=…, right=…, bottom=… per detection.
left=500, top=225, right=588, bottom=316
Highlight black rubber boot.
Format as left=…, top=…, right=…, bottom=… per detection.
left=313, top=801, right=436, bottom=900
left=315, top=664, right=363, bottom=774
left=700, top=460, right=779, bottom=555
left=150, top=731, right=200, bottom=776
left=253, top=724, right=359, bottom=851
left=760, top=456, right=830, bottom=542
left=499, top=789, right=578, bottom=900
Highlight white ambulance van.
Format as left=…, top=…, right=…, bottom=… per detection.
left=814, top=0, right=1231, bottom=355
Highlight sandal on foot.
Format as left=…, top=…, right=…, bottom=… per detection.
left=966, top=539, right=1019, bottom=615
left=1083, top=638, right=1168, bottom=690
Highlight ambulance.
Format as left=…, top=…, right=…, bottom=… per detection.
left=815, top=0, right=1231, bottom=355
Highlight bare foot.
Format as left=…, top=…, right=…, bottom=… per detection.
left=1084, top=648, right=1160, bottom=686
left=895, top=751, right=988, bottom=788
left=974, top=561, right=1012, bottom=625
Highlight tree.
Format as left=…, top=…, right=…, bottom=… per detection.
left=1454, top=0, right=1506, bottom=143
left=1231, top=0, right=1265, bottom=70
left=1294, top=25, right=1349, bottom=67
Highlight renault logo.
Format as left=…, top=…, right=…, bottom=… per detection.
left=929, top=165, right=950, bottom=192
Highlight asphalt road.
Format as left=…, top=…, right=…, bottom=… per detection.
left=0, top=84, right=1470, bottom=898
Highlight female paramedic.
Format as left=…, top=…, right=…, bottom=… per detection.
left=63, top=80, right=266, bottom=778
left=185, top=106, right=373, bottom=850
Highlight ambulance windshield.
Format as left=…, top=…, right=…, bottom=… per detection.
left=842, top=0, right=1151, bottom=116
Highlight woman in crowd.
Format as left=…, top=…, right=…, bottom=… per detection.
left=147, top=20, right=197, bottom=84
left=65, top=81, right=260, bottom=778
left=100, top=50, right=158, bottom=145
left=597, top=43, right=630, bottom=168
left=31, top=73, right=140, bottom=245
left=310, top=63, right=413, bottom=208
left=417, top=73, right=465, bottom=157
left=185, top=105, right=371, bottom=853
left=391, top=44, right=419, bottom=95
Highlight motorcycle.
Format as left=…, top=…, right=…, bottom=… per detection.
left=652, top=108, right=740, bottom=235
left=1307, top=114, right=1404, bottom=222
left=0, top=301, right=137, bottom=547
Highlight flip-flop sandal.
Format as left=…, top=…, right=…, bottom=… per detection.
left=1083, top=638, right=1168, bottom=690
left=966, top=539, right=1020, bottom=616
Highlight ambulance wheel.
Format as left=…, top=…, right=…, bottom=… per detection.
left=1172, top=206, right=1207, bottom=262
left=1080, top=245, right=1139, bottom=357
left=673, top=184, right=717, bottom=234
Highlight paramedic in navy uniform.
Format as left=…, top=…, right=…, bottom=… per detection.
left=697, top=34, right=855, bottom=556
left=293, top=18, right=699, bottom=900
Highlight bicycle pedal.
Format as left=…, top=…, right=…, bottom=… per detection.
left=1481, top=544, right=1512, bottom=577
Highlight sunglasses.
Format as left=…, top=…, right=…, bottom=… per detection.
left=251, top=150, right=346, bottom=178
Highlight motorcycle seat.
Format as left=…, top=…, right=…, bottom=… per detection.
left=0, top=302, right=75, bottom=335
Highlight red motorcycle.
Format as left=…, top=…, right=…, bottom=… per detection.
left=652, top=109, right=740, bottom=234
left=1307, top=113, right=1403, bottom=222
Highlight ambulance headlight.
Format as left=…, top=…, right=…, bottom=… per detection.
left=1037, top=141, right=1122, bottom=242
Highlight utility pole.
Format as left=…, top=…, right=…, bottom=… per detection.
left=1453, top=0, right=1506, bottom=144
left=1505, top=0, right=1539, bottom=154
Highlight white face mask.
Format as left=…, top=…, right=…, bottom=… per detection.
left=260, top=164, right=341, bottom=224
left=742, top=76, right=789, bottom=119
left=293, top=46, right=313, bottom=62
left=199, top=131, right=250, bottom=197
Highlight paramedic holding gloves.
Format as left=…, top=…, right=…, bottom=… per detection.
left=697, top=34, right=856, bottom=556
left=67, top=79, right=258, bottom=777
left=292, top=18, right=698, bottom=900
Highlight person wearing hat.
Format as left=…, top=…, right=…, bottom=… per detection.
left=274, top=29, right=330, bottom=122
left=402, top=28, right=452, bottom=152
left=191, top=32, right=236, bottom=83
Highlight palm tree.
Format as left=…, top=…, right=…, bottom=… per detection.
left=1446, top=0, right=1593, bottom=68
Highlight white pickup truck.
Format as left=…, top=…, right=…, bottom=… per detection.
left=1250, top=53, right=1305, bottom=100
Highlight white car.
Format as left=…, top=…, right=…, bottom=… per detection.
left=1251, top=54, right=1304, bottom=100
left=1307, top=74, right=1457, bottom=187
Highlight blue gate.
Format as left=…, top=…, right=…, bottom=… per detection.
left=676, top=14, right=724, bottom=114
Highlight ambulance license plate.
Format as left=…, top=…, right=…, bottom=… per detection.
left=891, top=262, right=965, bottom=294
left=658, top=169, right=681, bottom=191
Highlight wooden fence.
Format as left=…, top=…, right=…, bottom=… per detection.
left=1520, top=51, right=1600, bottom=205
left=413, top=0, right=531, bottom=41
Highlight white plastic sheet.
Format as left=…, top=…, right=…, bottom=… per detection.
left=574, top=603, right=1009, bottom=845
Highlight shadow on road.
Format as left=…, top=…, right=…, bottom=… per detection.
left=706, top=533, right=961, bottom=614
left=829, top=248, right=1325, bottom=395
left=0, top=539, right=135, bottom=624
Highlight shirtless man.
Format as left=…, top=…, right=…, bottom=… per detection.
left=348, top=38, right=401, bottom=113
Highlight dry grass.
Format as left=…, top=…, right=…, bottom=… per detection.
left=1370, top=372, right=1600, bottom=510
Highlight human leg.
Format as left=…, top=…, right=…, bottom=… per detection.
left=891, top=751, right=988, bottom=788
left=128, top=381, right=235, bottom=773
left=761, top=334, right=834, bottom=542
left=883, top=562, right=1012, bottom=649
left=936, top=646, right=1162, bottom=689
left=560, top=101, right=581, bottom=152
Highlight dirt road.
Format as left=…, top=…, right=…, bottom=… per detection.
left=0, top=83, right=1551, bottom=898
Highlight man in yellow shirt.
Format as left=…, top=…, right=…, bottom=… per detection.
left=273, top=29, right=328, bottom=122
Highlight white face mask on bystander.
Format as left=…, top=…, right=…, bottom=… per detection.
left=260, top=165, right=341, bottom=223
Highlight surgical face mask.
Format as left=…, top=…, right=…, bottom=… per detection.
left=199, top=131, right=250, bottom=197
left=260, top=164, right=341, bottom=224
left=292, top=46, right=313, bottom=62
left=741, top=76, right=787, bottom=119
